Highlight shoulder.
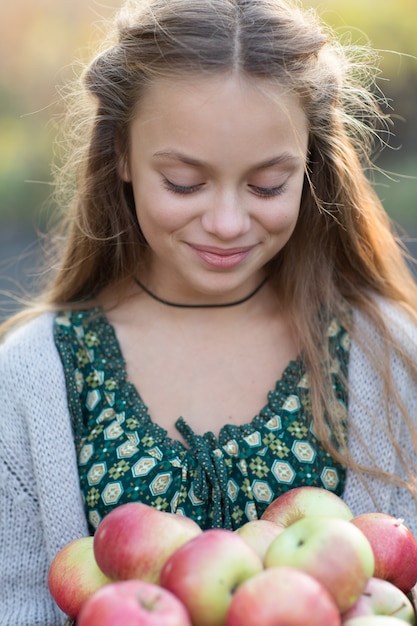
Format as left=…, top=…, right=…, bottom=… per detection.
left=352, top=297, right=417, bottom=349
left=350, top=297, right=417, bottom=380
left=0, top=312, right=62, bottom=392
left=350, top=297, right=417, bottom=392
left=1, top=311, right=56, bottom=352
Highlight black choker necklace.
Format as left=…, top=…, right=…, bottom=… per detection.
left=134, top=276, right=269, bottom=309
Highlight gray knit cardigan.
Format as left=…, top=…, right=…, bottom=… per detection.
left=1, top=302, right=417, bottom=625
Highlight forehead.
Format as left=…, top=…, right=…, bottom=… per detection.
left=134, top=72, right=307, bottom=125
left=129, top=73, right=309, bottom=161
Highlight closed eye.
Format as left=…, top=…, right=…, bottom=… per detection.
left=163, top=177, right=287, bottom=198
left=248, top=184, right=287, bottom=198
left=163, top=178, right=204, bottom=195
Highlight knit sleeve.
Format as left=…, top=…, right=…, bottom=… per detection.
left=0, top=313, right=88, bottom=626
left=344, top=301, right=417, bottom=534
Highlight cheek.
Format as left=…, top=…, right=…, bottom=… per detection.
left=133, top=188, right=191, bottom=234
left=261, top=200, right=301, bottom=237
left=261, top=175, right=304, bottom=235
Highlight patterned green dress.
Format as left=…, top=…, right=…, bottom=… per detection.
left=54, top=308, right=350, bottom=534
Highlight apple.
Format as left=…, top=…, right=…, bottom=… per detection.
left=350, top=513, right=417, bottom=593
left=48, top=535, right=112, bottom=619
left=264, top=515, right=375, bottom=613
left=93, top=502, right=202, bottom=584
left=343, top=617, right=414, bottom=626
left=77, top=580, right=192, bottom=626
left=234, top=519, right=285, bottom=560
left=341, top=577, right=415, bottom=624
left=160, top=528, right=264, bottom=626
left=226, top=566, right=341, bottom=626
left=261, top=486, right=353, bottom=527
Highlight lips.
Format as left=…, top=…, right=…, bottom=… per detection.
left=188, top=244, right=256, bottom=269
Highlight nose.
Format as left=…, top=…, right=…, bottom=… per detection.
left=201, top=189, right=251, bottom=240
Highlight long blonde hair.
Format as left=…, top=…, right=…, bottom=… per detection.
left=4, top=0, right=417, bottom=499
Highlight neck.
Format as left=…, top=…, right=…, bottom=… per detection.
left=134, top=276, right=269, bottom=309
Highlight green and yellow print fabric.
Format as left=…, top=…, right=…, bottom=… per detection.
left=54, top=308, right=349, bottom=533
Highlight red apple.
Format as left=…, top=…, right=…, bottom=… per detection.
left=48, top=536, right=112, bottom=619
left=261, top=486, right=353, bottom=527
left=341, top=577, right=415, bottom=623
left=77, top=580, right=192, bottom=626
left=343, top=618, right=413, bottom=626
left=160, top=528, right=264, bottom=626
left=226, top=566, right=341, bottom=626
left=93, top=502, right=202, bottom=584
left=234, top=519, right=285, bottom=560
left=264, top=515, right=375, bottom=613
left=350, top=513, right=417, bottom=593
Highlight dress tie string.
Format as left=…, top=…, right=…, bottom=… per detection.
left=177, top=418, right=232, bottom=529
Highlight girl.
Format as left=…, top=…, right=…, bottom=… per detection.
left=1, top=0, right=417, bottom=623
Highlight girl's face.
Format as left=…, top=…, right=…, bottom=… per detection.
left=120, top=73, right=309, bottom=304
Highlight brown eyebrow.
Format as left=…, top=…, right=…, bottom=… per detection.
left=152, top=150, right=207, bottom=167
left=251, top=154, right=301, bottom=171
left=152, top=150, right=301, bottom=170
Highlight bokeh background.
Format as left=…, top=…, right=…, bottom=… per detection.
left=1, top=0, right=416, bottom=320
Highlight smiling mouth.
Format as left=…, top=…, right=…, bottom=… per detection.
left=188, top=244, right=256, bottom=268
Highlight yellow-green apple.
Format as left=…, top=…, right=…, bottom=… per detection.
left=77, top=580, right=192, bottom=626
left=350, top=513, right=417, bottom=594
left=343, top=617, right=413, bottom=626
left=234, top=519, right=285, bottom=560
left=341, top=577, right=415, bottom=624
left=93, top=502, right=202, bottom=584
left=261, top=486, right=353, bottom=527
left=226, top=566, right=341, bottom=626
left=48, top=536, right=112, bottom=619
left=264, top=515, right=375, bottom=613
left=160, top=528, right=264, bottom=626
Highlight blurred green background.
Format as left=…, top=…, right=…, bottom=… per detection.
left=0, top=0, right=416, bottom=317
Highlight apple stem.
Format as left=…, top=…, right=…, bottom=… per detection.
left=388, top=602, right=407, bottom=616
left=137, top=591, right=161, bottom=612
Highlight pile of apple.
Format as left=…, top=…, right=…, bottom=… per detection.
left=48, top=486, right=417, bottom=626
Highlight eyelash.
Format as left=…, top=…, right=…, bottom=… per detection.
left=163, top=178, right=203, bottom=195
left=162, top=178, right=287, bottom=199
left=248, top=184, right=287, bottom=198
